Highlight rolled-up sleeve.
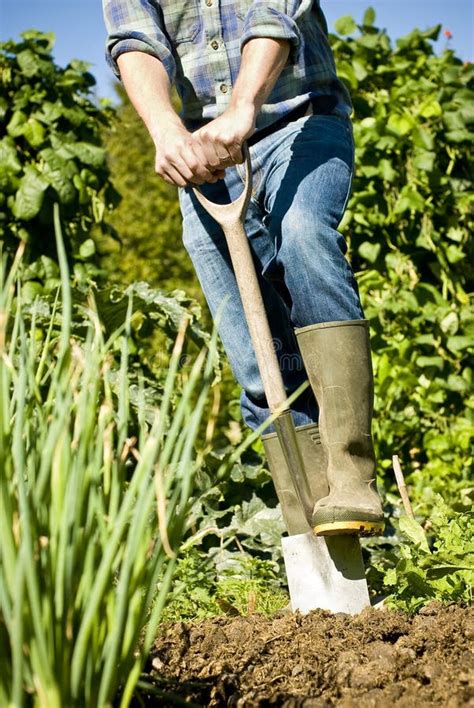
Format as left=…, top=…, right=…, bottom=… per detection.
left=240, top=0, right=313, bottom=62
left=103, top=0, right=176, bottom=83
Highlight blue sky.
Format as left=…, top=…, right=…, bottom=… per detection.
left=1, top=0, right=472, bottom=102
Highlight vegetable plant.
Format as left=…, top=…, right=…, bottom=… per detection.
left=0, top=206, right=219, bottom=706
left=377, top=499, right=473, bottom=612
left=0, top=31, right=118, bottom=284
left=331, top=10, right=473, bottom=508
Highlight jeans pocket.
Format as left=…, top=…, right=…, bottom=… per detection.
left=313, top=115, right=353, bottom=142
left=235, top=151, right=263, bottom=205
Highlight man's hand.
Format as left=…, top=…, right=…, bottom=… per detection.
left=153, top=103, right=255, bottom=187
left=193, top=103, right=256, bottom=173
left=152, top=121, right=226, bottom=187
left=153, top=105, right=256, bottom=187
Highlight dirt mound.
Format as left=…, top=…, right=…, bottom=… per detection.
left=147, top=603, right=473, bottom=706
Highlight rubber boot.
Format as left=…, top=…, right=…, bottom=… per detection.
left=262, top=422, right=371, bottom=615
left=295, top=320, right=384, bottom=536
left=262, top=423, right=328, bottom=535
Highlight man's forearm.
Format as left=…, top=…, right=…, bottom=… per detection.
left=194, top=37, right=290, bottom=169
left=117, top=52, right=222, bottom=186
left=117, top=52, right=182, bottom=142
left=231, top=37, right=290, bottom=116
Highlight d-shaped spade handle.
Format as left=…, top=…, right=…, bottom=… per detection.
left=192, top=143, right=253, bottom=228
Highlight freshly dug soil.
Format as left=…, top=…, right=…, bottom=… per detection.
left=145, top=603, right=473, bottom=707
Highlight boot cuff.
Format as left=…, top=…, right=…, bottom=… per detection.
left=295, top=319, right=369, bottom=335
left=262, top=421, right=319, bottom=441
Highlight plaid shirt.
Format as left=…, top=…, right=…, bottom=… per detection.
left=102, top=0, right=351, bottom=132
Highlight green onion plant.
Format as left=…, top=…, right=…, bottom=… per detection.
left=0, top=205, right=218, bottom=706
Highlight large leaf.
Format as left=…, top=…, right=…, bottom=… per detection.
left=399, top=516, right=430, bottom=553
left=387, top=112, right=414, bottom=136
left=16, top=48, right=42, bottom=77
left=363, top=7, right=376, bottom=26
left=40, top=148, right=77, bottom=204
left=0, top=137, right=22, bottom=173
left=358, top=241, right=381, bottom=263
left=12, top=166, right=49, bottom=220
left=334, top=15, right=357, bottom=35
left=23, top=118, right=46, bottom=148
left=6, top=110, right=27, bottom=138
left=67, top=142, right=106, bottom=168
left=20, top=29, right=55, bottom=52
left=230, top=495, right=284, bottom=549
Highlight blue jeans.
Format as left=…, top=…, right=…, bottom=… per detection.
left=178, top=113, right=364, bottom=431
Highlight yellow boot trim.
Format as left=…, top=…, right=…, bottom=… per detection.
left=313, top=520, right=385, bottom=537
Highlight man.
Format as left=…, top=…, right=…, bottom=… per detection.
left=102, top=0, right=384, bottom=537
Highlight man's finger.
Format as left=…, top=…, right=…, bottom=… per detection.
left=200, top=130, right=243, bottom=168
left=156, top=149, right=192, bottom=185
left=168, top=154, right=196, bottom=183
left=195, top=130, right=224, bottom=170
left=169, top=151, right=223, bottom=186
left=181, top=143, right=221, bottom=184
left=226, top=141, right=244, bottom=165
left=161, top=164, right=188, bottom=188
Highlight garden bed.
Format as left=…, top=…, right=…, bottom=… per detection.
left=144, top=603, right=473, bottom=706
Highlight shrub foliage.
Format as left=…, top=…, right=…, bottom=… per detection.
left=330, top=11, right=473, bottom=507
left=0, top=31, right=118, bottom=286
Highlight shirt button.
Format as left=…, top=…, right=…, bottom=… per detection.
left=220, top=84, right=228, bottom=93
left=205, top=0, right=212, bottom=5
left=211, top=40, right=219, bottom=50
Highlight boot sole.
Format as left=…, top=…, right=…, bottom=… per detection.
left=313, top=520, right=385, bottom=536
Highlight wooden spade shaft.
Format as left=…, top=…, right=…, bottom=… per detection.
left=192, top=145, right=314, bottom=521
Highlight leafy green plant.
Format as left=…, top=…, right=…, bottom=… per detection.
left=0, top=206, right=219, bottom=706
left=216, top=555, right=288, bottom=616
left=331, top=10, right=473, bottom=509
left=377, top=499, right=473, bottom=612
left=159, top=549, right=222, bottom=623
left=0, top=31, right=118, bottom=284
left=160, top=550, right=288, bottom=622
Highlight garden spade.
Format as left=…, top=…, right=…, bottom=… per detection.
left=192, top=145, right=370, bottom=615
